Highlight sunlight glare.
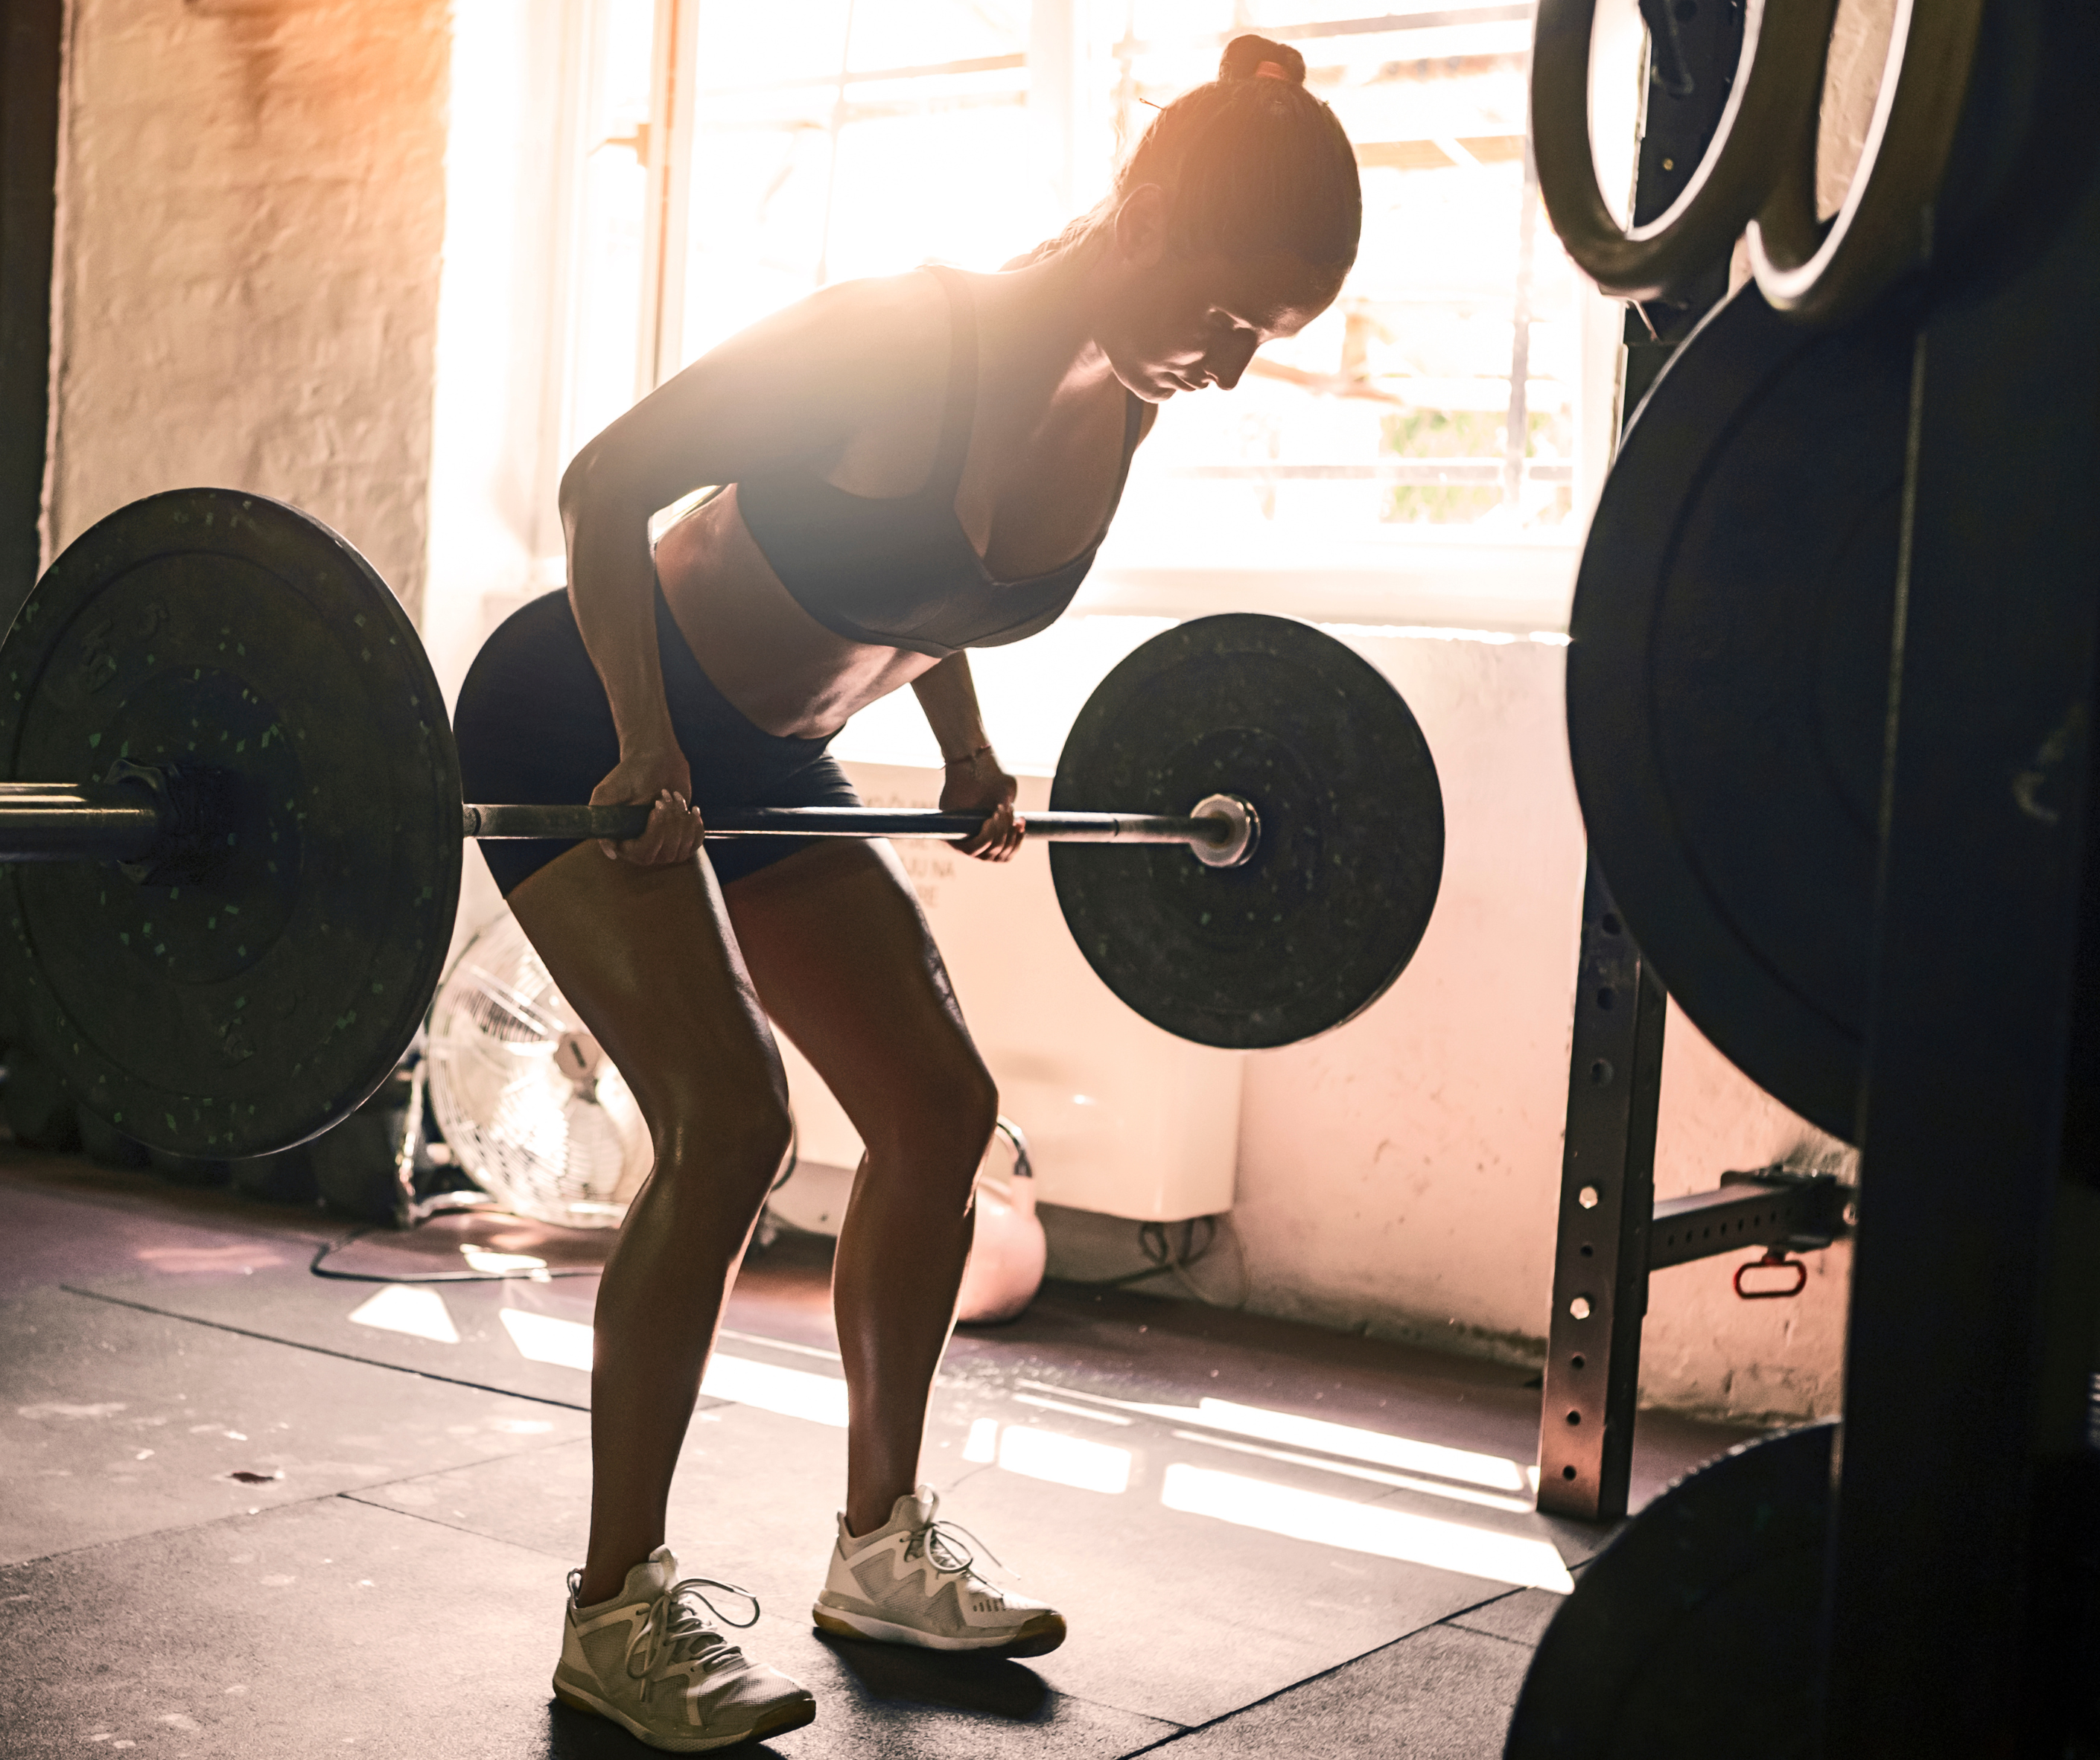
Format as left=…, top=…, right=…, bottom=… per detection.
left=700, top=1354, right=850, bottom=1427
left=1162, top=1464, right=1574, bottom=1592
left=349, top=1285, right=462, bottom=1346
left=460, top=1246, right=549, bottom=1275
left=1195, top=1400, right=1530, bottom=1493
left=998, top=1426, right=1133, bottom=1495
left=500, top=1307, right=593, bottom=1371
left=496, top=1310, right=850, bottom=1425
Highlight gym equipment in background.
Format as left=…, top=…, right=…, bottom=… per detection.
left=1567, top=281, right=1909, bottom=1144
left=1530, top=0, right=1982, bottom=323
left=1520, top=0, right=2100, bottom=1749
left=953, top=1118, right=1045, bottom=1326
left=1506, top=1424, right=1833, bottom=1756
left=0, top=488, right=1444, bottom=1161
left=425, top=909, right=650, bottom=1231
left=1531, top=0, right=1857, bottom=1530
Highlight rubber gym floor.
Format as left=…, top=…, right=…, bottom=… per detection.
left=0, top=1150, right=1751, bottom=1757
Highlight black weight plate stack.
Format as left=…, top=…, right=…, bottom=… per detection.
left=1505, top=1422, right=1831, bottom=1758
left=0, top=489, right=461, bottom=1158
left=1568, top=284, right=1914, bottom=1141
left=1049, top=613, right=1442, bottom=1048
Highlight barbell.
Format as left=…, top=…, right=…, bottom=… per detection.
left=0, top=488, right=1445, bottom=1161
left=6, top=784, right=1261, bottom=867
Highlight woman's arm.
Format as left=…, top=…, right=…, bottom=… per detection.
left=556, top=278, right=938, bottom=864
left=911, top=653, right=1022, bottom=863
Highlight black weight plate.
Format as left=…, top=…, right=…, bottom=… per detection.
left=1568, top=284, right=1913, bottom=1141
left=1505, top=1422, right=1832, bottom=1759
left=0, top=489, right=460, bottom=1158
left=1049, top=613, right=1442, bottom=1048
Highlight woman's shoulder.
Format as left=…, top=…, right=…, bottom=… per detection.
left=713, top=271, right=947, bottom=398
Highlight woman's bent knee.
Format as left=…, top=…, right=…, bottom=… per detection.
left=653, top=1092, right=793, bottom=1188
left=859, top=1058, right=998, bottom=1174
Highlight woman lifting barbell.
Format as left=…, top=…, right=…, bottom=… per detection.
left=451, top=35, right=1360, bottom=1752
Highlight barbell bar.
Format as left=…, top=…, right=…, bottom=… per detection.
left=0, top=488, right=1445, bottom=1160
left=462, top=795, right=1261, bottom=867
left=0, top=783, right=1261, bottom=868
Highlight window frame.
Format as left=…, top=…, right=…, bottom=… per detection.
left=541, top=0, right=1622, bottom=631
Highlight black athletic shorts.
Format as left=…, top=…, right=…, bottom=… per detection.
left=452, top=579, right=861, bottom=896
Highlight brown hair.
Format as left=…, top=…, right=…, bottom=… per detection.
left=1027, top=35, right=1361, bottom=272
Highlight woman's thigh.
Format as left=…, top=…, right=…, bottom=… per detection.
left=505, top=842, right=789, bottom=1149
left=722, top=838, right=996, bottom=1160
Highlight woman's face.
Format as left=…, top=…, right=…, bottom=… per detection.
left=1095, top=186, right=1349, bottom=401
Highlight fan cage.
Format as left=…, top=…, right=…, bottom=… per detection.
left=426, top=912, right=652, bottom=1230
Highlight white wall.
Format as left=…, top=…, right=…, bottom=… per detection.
left=48, top=0, right=451, bottom=616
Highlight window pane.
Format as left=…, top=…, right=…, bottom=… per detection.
left=678, top=1, right=1054, bottom=370
left=1097, top=1, right=1583, bottom=556
left=642, top=0, right=1594, bottom=571
left=564, top=0, right=658, bottom=459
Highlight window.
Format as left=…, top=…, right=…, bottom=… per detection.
left=546, top=1, right=1618, bottom=638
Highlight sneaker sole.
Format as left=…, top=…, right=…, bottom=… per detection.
left=811, top=1604, right=1067, bottom=1659
left=552, top=1679, right=816, bottom=1752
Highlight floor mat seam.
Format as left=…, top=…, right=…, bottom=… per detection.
left=332, top=1489, right=584, bottom=1563
left=57, top=1284, right=593, bottom=1411
left=1106, top=1617, right=1471, bottom=1756
left=0, top=1482, right=370, bottom=1572
left=1438, top=1618, right=1541, bottom=1649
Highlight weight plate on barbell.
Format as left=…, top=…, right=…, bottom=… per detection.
left=1568, top=284, right=1912, bottom=1142
left=1505, top=1421, right=1830, bottom=1758
left=0, top=489, right=460, bottom=1158
left=1049, top=613, right=1443, bottom=1048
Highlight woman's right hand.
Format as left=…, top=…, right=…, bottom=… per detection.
left=591, top=747, right=705, bottom=867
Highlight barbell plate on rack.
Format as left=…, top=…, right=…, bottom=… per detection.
left=1568, top=284, right=1912, bottom=1143
left=0, top=488, right=461, bottom=1158
left=1049, top=613, right=1443, bottom=1049
left=1504, top=1422, right=1829, bottom=1757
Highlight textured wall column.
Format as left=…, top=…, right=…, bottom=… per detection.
left=48, top=0, right=451, bottom=619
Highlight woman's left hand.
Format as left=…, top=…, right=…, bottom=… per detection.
left=942, top=748, right=1023, bottom=863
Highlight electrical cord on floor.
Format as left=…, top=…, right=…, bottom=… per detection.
left=307, top=1217, right=602, bottom=1284
left=1060, top=1215, right=1250, bottom=1309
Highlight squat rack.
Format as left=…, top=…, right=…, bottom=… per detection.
left=1530, top=0, right=1851, bottom=1523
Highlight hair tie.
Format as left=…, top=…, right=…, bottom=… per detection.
left=1254, top=60, right=1288, bottom=80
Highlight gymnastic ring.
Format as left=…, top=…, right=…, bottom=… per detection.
left=1747, top=0, right=1985, bottom=328
left=1530, top=0, right=1837, bottom=304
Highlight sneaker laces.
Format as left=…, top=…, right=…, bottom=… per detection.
left=628, top=1578, right=761, bottom=1698
left=906, top=1516, right=1006, bottom=1584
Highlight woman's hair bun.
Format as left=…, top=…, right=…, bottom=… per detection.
left=1218, top=34, right=1306, bottom=86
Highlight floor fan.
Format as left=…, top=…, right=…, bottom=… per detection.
left=425, top=912, right=652, bottom=1230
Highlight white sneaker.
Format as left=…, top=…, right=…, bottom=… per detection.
left=812, top=1486, right=1066, bottom=1657
left=553, top=1547, right=816, bottom=1752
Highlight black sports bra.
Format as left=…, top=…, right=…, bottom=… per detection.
left=732, top=266, right=1144, bottom=660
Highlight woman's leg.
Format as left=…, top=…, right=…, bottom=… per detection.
left=507, top=844, right=794, bottom=1606
left=722, top=839, right=999, bottom=1538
